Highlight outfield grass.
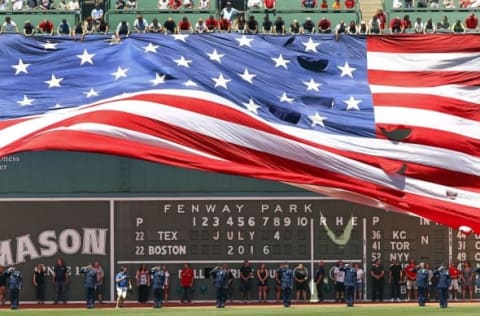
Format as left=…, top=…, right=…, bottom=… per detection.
left=1, top=304, right=480, bottom=316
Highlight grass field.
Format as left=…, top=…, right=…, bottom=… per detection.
left=2, top=303, right=480, bottom=316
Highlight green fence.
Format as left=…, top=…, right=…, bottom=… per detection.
left=0, top=10, right=79, bottom=29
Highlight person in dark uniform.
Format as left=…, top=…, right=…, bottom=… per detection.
left=150, top=266, right=167, bottom=308
left=342, top=263, right=357, bottom=307
left=80, top=264, right=97, bottom=309
left=239, top=260, right=253, bottom=302
left=315, top=261, right=325, bottom=302
left=256, top=263, right=269, bottom=303
left=0, top=265, right=6, bottom=305
left=415, top=263, right=429, bottom=307
left=210, top=264, right=229, bottom=308
left=435, top=264, right=451, bottom=308
left=293, top=264, right=308, bottom=301
left=52, top=258, right=69, bottom=304
left=277, top=262, right=293, bottom=307
left=33, top=264, right=46, bottom=304
left=5, top=266, right=23, bottom=310
left=370, top=259, right=385, bottom=302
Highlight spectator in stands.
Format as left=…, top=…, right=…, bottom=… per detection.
left=12, top=0, right=24, bottom=10
left=91, top=3, right=104, bottom=24
left=27, top=0, right=38, bottom=9
left=424, top=18, right=436, bottom=33
left=169, top=0, right=182, bottom=9
left=178, top=16, right=193, bottom=33
left=148, top=18, right=164, bottom=32
left=115, top=20, right=131, bottom=39
left=57, top=18, right=71, bottom=35
left=443, top=0, right=455, bottom=7
left=465, top=12, right=478, bottom=31
left=318, top=17, right=331, bottom=33
left=264, top=0, right=275, bottom=9
left=96, top=18, right=109, bottom=33
left=183, top=0, right=194, bottom=8
left=347, top=20, right=358, bottom=33
left=57, top=0, right=67, bottom=9
left=302, top=0, right=317, bottom=8
left=247, top=0, right=263, bottom=8
left=126, top=0, right=137, bottom=9
left=345, top=0, right=355, bottom=8
left=133, top=15, right=148, bottom=32
left=416, top=0, right=427, bottom=7
left=37, top=18, right=54, bottom=34
left=218, top=16, right=232, bottom=32
left=389, top=16, right=403, bottom=33
left=414, top=16, right=424, bottom=33
left=335, top=20, right=347, bottom=39
left=262, top=15, right=273, bottom=33
left=195, top=18, right=207, bottom=33
left=164, top=16, right=177, bottom=33
left=302, top=16, right=315, bottom=33
left=0, top=0, right=7, bottom=10
left=404, top=0, right=413, bottom=7
left=205, top=15, right=218, bottom=31
left=451, top=19, right=465, bottom=33
left=221, top=1, right=244, bottom=22
left=246, top=15, right=258, bottom=34
left=437, top=15, right=450, bottom=30
left=39, top=0, right=53, bottom=10
left=320, top=0, right=328, bottom=8
left=374, top=8, right=387, bottom=30
left=83, top=17, right=95, bottom=36
left=459, top=0, right=471, bottom=7
left=23, top=20, right=35, bottom=36
left=470, top=0, right=480, bottom=7
left=358, top=20, right=368, bottom=33
left=67, top=0, right=79, bottom=10
left=430, top=0, right=440, bottom=8
left=289, top=19, right=301, bottom=34
left=368, top=15, right=381, bottom=34
left=392, top=0, right=402, bottom=8
left=273, top=16, right=285, bottom=34
left=158, top=0, right=169, bottom=9
left=199, top=0, right=209, bottom=9
left=233, top=15, right=246, bottom=32
left=402, top=14, right=412, bottom=32
left=72, top=21, right=84, bottom=40
left=332, top=0, right=342, bottom=9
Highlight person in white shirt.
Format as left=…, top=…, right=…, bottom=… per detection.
left=198, top=0, right=209, bottom=8
left=12, top=0, right=23, bottom=10
left=158, top=0, right=169, bottom=9
left=247, top=0, right=262, bottom=8
left=221, top=1, right=243, bottom=22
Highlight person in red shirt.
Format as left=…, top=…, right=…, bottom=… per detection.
left=205, top=15, right=218, bottom=32
left=345, top=0, right=355, bottom=8
left=218, top=17, right=231, bottom=32
left=264, top=0, right=275, bottom=9
left=320, top=0, right=328, bottom=8
left=177, top=16, right=192, bottom=33
left=37, top=19, right=54, bottom=35
left=180, top=263, right=194, bottom=304
left=375, top=8, right=387, bottom=31
left=318, top=17, right=331, bottom=33
left=449, top=262, right=460, bottom=301
left=389, top=16, right=404, bottom=33
left=465, top=12, right=478, bottom=31
left=402, top=14, right=412, bottom=32
left=404, top=258, right=417, bottom=301
left=169, top=0, right=182, bottom=9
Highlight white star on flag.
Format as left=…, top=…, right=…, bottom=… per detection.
left=17, top=95, right=34, bottom=106
left=174, top=56, right=192, bottom=68
left=243, top=99, right=261, bottom=114
left=44, top=74, right=64, bottom=88
left=279, top=92, right=294, bottom=104
left=12, top=58, right=31, bottom=75
left=42, top=41, right=58, bottom=50
left=84, top=88, right=99, bottom=98
left=212, top=73, right=231, bottom=89
left=272, top=54, right=290, bottom=69
left=111, top=66, right=129, bottom=80
left=184, top=80, right=198, bottom=87
left=172, top=34, right=189, bottom=42
left=344, top=96, right=362, bottom=110
left=303, top=78, right=321, bottom=92
left=143, top=43, right=159, bottom=53
left=235, top=35, right=254, bottom=47
left=150, top=73, right=166, bottom=86
left=338, top=61, right=356, bottom=78
left=77, top=49, right=96, bottom=66
left=303, top=38, right=320, bottom=53
left=207, top=49, right=225, bottom=63
left=238, top=69, right=256, bottom=84
left=309, top=112, right=327, bottom=127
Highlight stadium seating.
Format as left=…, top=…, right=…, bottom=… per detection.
left=247, top=11, right=361, bottom=27
left=0, top=10, right=79, bottom=29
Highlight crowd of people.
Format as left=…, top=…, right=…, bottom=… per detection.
left=2, top=258, right=480, bottom=309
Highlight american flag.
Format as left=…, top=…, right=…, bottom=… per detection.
left=0, top=33, right=478, bottom=231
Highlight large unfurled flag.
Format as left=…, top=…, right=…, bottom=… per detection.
left=0, top=33, right=478, bottom=231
